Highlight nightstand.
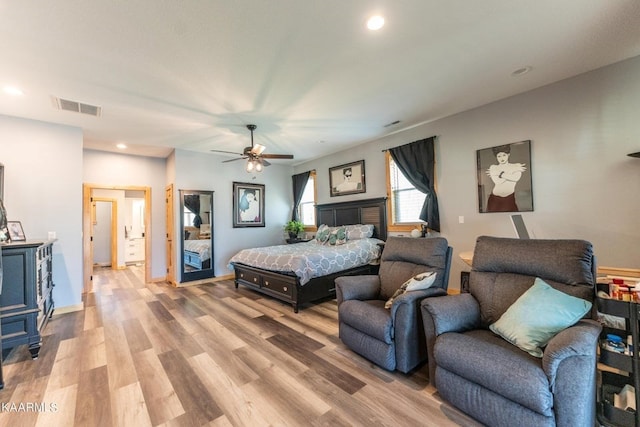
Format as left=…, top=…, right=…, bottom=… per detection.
left=286, top=238, right=310, bottom=244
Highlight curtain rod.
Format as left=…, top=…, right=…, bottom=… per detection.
left=381, top=135, right=438, bottom=152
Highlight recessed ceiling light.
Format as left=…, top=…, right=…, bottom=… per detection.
left=511, top=66, right=532, bottom=77
left=367, top=15, right=385, bottom=31
left=3, top=86, right=24, bottom=96
left=116, top=143, right=127, bottom=149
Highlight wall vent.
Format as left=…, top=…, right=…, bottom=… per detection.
left=52, top=96, right=102, bottom=117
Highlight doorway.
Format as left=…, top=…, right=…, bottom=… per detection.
left=92, top=198, right=117, bottom=268
left=83, top=184, right=151, bottom=293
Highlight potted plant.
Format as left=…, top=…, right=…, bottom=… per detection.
left=284, top=220, right=305, bottom=239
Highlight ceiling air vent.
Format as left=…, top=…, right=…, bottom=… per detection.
left=52, top=96, right=102, bottom=117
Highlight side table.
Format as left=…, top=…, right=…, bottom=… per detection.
left=286, top=238, right=311, bottom=244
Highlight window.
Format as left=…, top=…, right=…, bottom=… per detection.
left=386, top=152, right=426, bottom=230
left=184, top=207, right=196, bottom=227
left=298, top=171, right=317, bottom=228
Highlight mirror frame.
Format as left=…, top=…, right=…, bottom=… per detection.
left=179, top=189, right=215, bottom=282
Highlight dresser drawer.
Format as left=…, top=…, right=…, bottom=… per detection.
left=262, top=277, right=293, bottom=297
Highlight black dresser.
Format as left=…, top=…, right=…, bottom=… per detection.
left=0, top=240, right=55, bottom=359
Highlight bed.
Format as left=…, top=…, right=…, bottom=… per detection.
left=230, top=197, right=387, bottom=312
left=183, top=239, right=211, bottom=270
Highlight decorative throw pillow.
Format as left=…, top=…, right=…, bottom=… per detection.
left=328, top=226, right=347, bottom=246
left=385, top=271, right=437, bottom=309
left=344, top=224, right=374, bottom=240
left=489, top=277, right=592, bottom=357
left=315, top=224, right=330, bottom=244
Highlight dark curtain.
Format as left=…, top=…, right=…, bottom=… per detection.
left=184, top=195, right=202, bottom=228
left=291, top=171, right=311, bottom=221
left=389, top=136, right=440, bottom=231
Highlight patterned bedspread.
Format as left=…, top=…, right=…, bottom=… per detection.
left=228, top=238, right=383, bottom=285
left=184, top=239, right=211, bottom=261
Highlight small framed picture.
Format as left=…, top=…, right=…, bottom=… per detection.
left=233, top=182, right=265, bottom=228
left=7, top=220, right=26, bottom=241
left=329, top=160, right=366, bottom=197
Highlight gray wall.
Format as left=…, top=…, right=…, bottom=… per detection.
left=296, top=56, right=640, bottom=289
left=0, top=115, right=84, bottom=309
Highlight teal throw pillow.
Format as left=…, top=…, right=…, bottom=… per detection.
left=328, top=226, right=347, bottom=246
left=489, top=277, right=592, bottom=357
left=315, top=224, right=330, bottom=244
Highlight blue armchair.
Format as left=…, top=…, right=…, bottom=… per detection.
left=335, top=236, right=452, bottom=373
left=422, top=236, right=601, bottom=427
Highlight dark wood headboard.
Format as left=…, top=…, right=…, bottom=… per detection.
left=316, top=197, right=388, bottom=241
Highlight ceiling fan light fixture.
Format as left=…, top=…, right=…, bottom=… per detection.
left=214, top=124, right=293, bottom=170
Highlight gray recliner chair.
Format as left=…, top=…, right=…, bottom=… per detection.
left=335, top=236, right=452, bottom=373
left=421, top=236, right=601, bottom=427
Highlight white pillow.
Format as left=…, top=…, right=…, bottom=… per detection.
left=405, top=271, right=437, bottom=291
left=385, top=271, right=437, bottom=309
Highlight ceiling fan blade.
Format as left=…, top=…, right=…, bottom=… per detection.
left=211, top=149, right=243, bottom=155
left=222, top=156, right=247, bottom=163
left=262, top=159, right=271, bottom=167
left=261, top=153, right=294, bottom=159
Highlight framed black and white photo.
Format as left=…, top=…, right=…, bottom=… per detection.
left=233, top=182, right=265, bottom=227
left=329, top=160, right=366, bottom=197
left=476, top=140, right=533, bottom=213
left=7, top=220, right=26, bottom=241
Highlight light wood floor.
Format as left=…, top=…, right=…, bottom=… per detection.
left=0, top=266, right=479, bottom=427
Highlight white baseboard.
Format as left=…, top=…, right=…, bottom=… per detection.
left=174, top=274, right=234, bottom=288
left=53, top=303, right=84, bottom=315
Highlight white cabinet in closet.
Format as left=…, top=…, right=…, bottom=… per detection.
left=125, top=238, right=145, bottom=263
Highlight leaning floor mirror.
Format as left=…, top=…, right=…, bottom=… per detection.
left=180, top=190, right=214, bottom=282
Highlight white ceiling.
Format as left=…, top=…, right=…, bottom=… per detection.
left=1, top=1, right=640, bottom=163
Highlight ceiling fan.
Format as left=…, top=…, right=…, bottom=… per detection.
left=211, top=124, right=294, bottom=172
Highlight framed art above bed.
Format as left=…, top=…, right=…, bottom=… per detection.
left=329, top=160, right=366, bottom=197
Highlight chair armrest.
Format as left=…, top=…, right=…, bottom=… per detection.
left=542, top=319, right=601, bottom=426
left=542, top=319, right=602, bottom=386
left=335, top=275, right=380, bottom=306
left=390, top=287, right=448, bottom=318
left=420, top=294, right=481, bottom=336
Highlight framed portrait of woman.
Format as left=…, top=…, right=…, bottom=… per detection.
left=329, top=160, right=366, bottom=197
left=233, top=182, right=265, bottom=227
left=476, top=140, right=533, bottom=213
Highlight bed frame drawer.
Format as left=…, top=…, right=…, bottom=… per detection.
left=262, top=277, right=293, bottom=297
left=237, top=269, right=262, bottom=287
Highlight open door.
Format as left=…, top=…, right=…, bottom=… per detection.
left=165, top=184, right=175, bottom=285
left=92, top=198, right=117, bottom=268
